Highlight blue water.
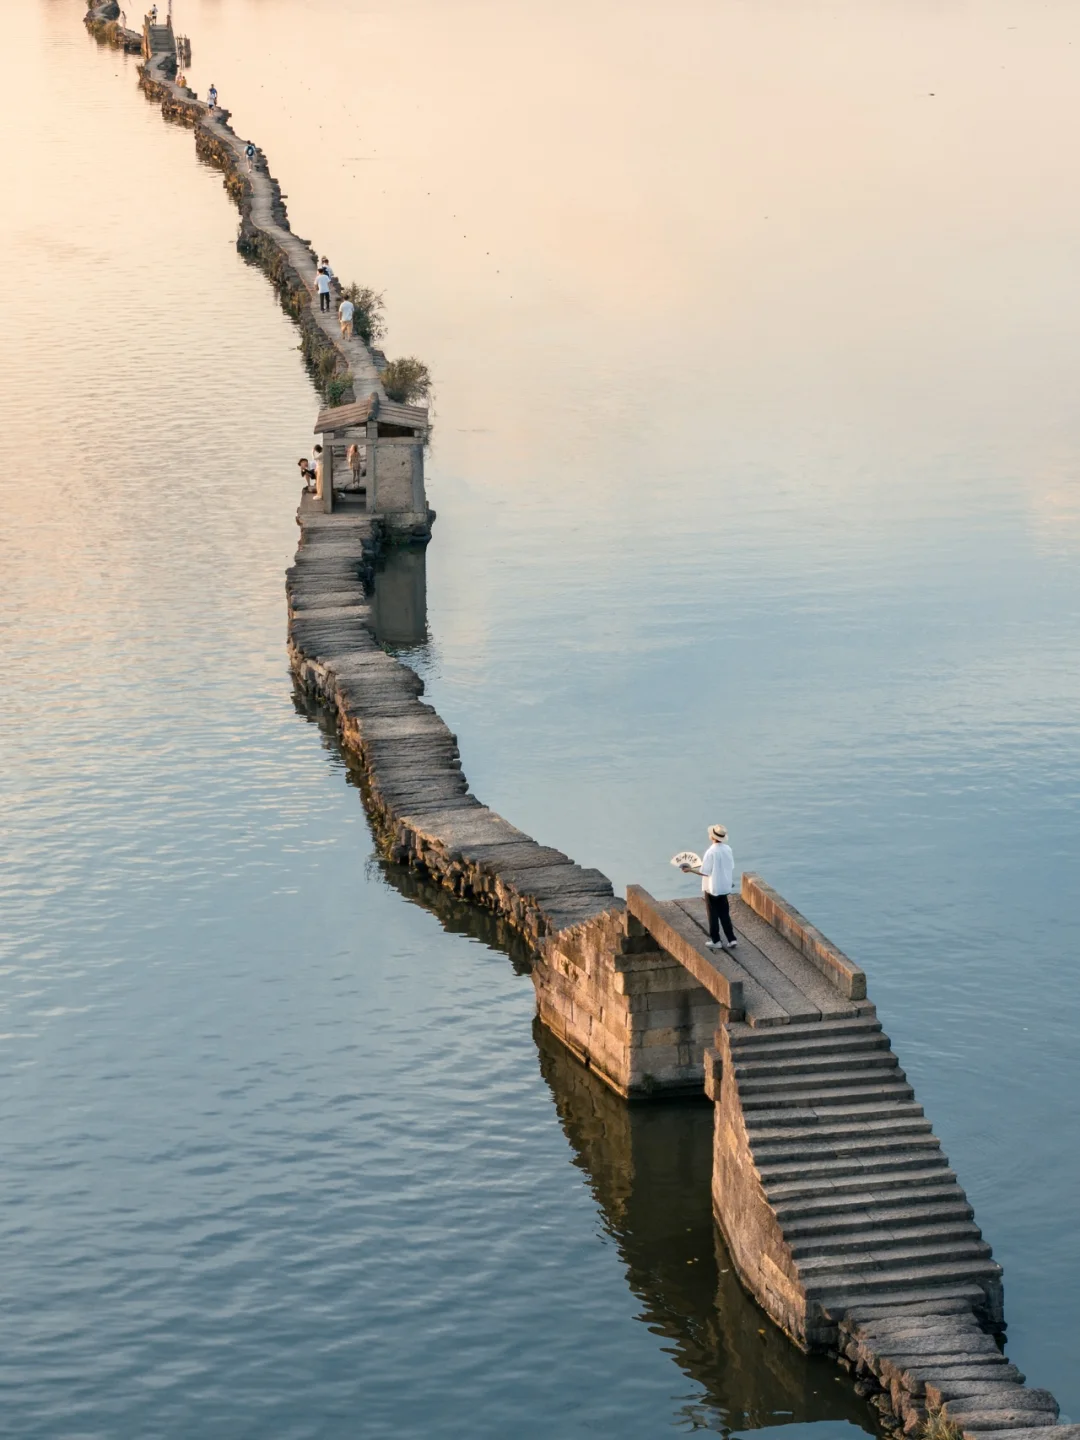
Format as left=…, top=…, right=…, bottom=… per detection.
left=2, top=0, right=1079, bottom=1432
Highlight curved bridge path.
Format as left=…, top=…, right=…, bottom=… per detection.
left=83, top=10, right=1073, bottom=1438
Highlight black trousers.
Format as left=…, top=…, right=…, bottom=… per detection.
left=319, top=291, right=330, bottom=311
left=705, top=892, right=735, bottom=944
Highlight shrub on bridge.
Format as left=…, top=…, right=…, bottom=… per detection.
left=340, top=284, right=385, bottom=346
left=381, top=357, right=431, bottom=405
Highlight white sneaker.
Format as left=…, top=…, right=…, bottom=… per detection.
left=724, top=939, right=739, bottom=950
left=705, top=940, right=723, bottom=951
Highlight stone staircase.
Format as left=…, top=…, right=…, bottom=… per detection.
left=728, top=1015, right=1005, bottom=1323
left=145, top=22, right=175, bottom=57
left=721, top=1017, right=1079, bottom=1436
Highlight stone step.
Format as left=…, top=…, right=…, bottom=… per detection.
left=759, top=1148, right=949, bottom=1185
left=931, top=1383, right=1057, bottom=1414
left=947, top=1411, right=1061, bottom=1433
left=792, top=1220, right=984, bottom=1258
left=768, top=1164, right=960, bottom=1202
left=753, top=1129, right=940, bottom=1163
left=840, top=1295, right=980, bottom=1323
left=741, top=1081, right=917, bottom=1109
left=785, top=1200, right=976, bottom=1239
left=728, top=1015, right=883, bottom=1046
left=889, top=1359, right=1026, bottom=1397
left=730, top=1030, right=891, bottom=1060
left=747, top=1100, right=928, bottom=1129
left=748, top=1111, right=933, bottom=1146
left=815, top=1281, right=994, bottom=1320
left=773, top=1180, right=969, bottom=1219
left=799, top=1238, right=994, bottom=1277
left=805, top=1257, right=1002, bottom=1301
left=963, top=1430, right=1080, bottom=1440
left=736, top=1051, right=900, bottom=1079
left=738, top=1070, right=914, bottom=1099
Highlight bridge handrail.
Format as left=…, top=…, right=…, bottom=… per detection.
left=740, top=872, right=866, bottom=1000
left=625, top=884, right=745, bottom=1017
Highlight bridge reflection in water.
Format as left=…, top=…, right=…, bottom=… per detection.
left=373, top=547, right=428, bottom=649
left=533, top=1023, right=874, bottom=1436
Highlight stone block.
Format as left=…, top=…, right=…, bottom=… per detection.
left=946, top=1412, right=1060, bottom=1433
left=931, top=1386, right=1056, bottom=1414
left=704, top=1047, right=722, bottom=1100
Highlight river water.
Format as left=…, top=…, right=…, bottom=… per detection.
left=2, top=1, right=1079, bottom=1435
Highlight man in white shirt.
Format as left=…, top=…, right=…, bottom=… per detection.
left=338, top=297, right=355, bottom=340
left=316, top=267, right=332, bottom=313
left=683, top=824, right=738, bottom=951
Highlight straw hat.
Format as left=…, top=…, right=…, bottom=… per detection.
left=708, top=824, right=728, bottom=843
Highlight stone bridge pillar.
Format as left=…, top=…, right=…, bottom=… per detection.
left=533, top=905, right=719, bottom=1099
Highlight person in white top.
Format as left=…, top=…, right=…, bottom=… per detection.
left=682, top=824, right=738, bottom=951
left=338, top=297, right=355, bottom=339
left=316, top=267, right=332, bottom=312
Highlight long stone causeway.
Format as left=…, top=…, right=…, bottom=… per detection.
left=85, top=6, right=1073, bottom=1436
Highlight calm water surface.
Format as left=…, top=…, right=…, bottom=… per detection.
left=2, top=0, right=1079, bottom=1433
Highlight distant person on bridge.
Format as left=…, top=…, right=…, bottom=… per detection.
left=207, top=83, right=218, bottom=111
left=316, top=267, right=332, bottom=313
left=245, top=141, right=256, bottom=172
left=149, top=4, right=157, bottom=20
left=347, top=443, right=363, bottom=486
left=320, top=256, right=335, bottom=281
left=338, top=296, right=354, bottom=340
left=682, top=824, right=738, bottom=951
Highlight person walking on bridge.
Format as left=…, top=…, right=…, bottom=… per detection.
left=207, top=83, right=218, bottom=111
left=245, top=141, right=256, bottom=173
left=682, top=824, right=738, bottom=951
left=338, top=296, right=355, bottom=340
left=316, top=267, right=332, bottom=313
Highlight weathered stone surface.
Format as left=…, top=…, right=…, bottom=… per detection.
left=930, top=1385, right=1057, bottom=1413
left=964, top=1430, right=1080, bottom=1440
left=946, top=1411, right=1059, bottom=1432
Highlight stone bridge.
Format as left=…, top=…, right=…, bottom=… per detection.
left=536, top=880, right=1069, bottom=1438
left=84, top=14, right=1073, bottom=1436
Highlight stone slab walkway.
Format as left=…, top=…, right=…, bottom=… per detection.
left=286, top=499, right=618, bottom=947
left=141, top=49, right=383, bottom=399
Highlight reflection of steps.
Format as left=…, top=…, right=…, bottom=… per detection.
left=729, top=1018, right=1003, bottom=1318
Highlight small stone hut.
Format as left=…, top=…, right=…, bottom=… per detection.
left=314, top=396, right=430, bottom=539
